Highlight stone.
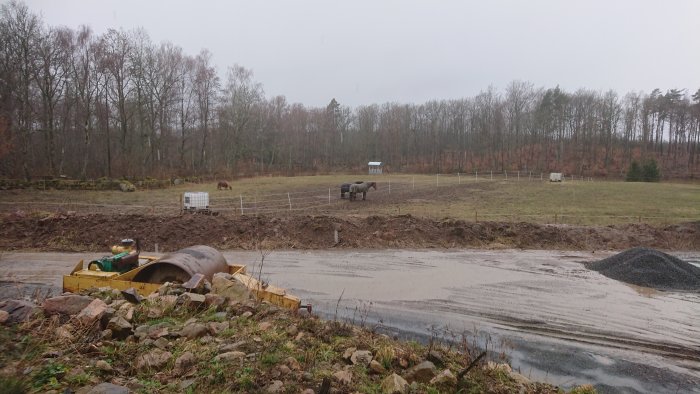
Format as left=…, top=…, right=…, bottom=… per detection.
left=55, top=325, right=75, bottom=342
left=301, top=389, right=314, bottom=394
left=240, top=311, right=253, bottom=319
left=430, top=369, right=457, bottom=386
left=333, top=370, right=352, bottom=385
left=82, top=382, right=129, bottom=394
left=277, top=365, right=291, bottom=375
left=178, top=292, right=206, bottom=307
left=211, top=273, right=251, bottom=303
left=100, top=329, right=112, bottom=340
left=123, top=307, right=134, bottom=322
left=285, top=324, right=298, bottom=337
left=266, top=380, right=284, bottom=393
left=213, top=351, right=246, bottom=362
left=95, top=360, right=113, bottom=372
left=119, top=182, right=135, bottom=192
left=404, top=360, right=436, bottom=384
left=133, top=325, right=150, bottom=340
left=342, top=347, right=357, bottom=360
left=179, top=379, right=196, bottom=390
left=427, top=350, right=444, bottom=366
left=218, top=340, right=246, bottom=353
left=0, top=310, right=8, bottom=324
left=153, top=337, right=169, bottom=350
left=174, top=351, right=196, bottom=374
left=43, top=295, right=93, bottom=316
left=286, top=356, right=301, bottom=371
left=369, top=360, right=386, bottom=374
left=182, top=273, right=206, bottom=292
left=380, top=373, right=409, bottom=394
left=180, top=323, right=208, bottom=339
left=135, top=349, right=172, bottom=369
left=350, top=350, right=373, bottom=366
left=207, top=321, right=230, bottom=336
left=106, top=316, right=133, bottom=340
left=76, top=298, right=108, bottom=325
left=120, top=288, right=143, bottom=304
left=99, top=307, right=115, bottom=328
left=259, top=321, right=273, bottom=331
left=146, top=307, right=163, bottom=319
left=204, top=293, right=226, bottom=308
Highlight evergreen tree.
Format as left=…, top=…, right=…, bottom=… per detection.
left=626, top=161, right=642, bottom=182
left=642, top=159, right=661, bottom=182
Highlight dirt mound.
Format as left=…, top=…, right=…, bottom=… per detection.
left=0, top=213, right=698, bottom=252
left=588, top=247, right=700, bottom=291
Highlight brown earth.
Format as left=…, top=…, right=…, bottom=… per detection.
left=1, top=212, right=698, bottom=252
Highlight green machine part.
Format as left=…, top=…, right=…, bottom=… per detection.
left=88, top=252, right=136, bottom=273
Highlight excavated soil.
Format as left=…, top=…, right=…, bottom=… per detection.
left=1, top=212, right=698, bottom=252
left=587, top=247, right=700, bottom=290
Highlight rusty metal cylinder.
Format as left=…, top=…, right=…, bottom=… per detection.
left=133, top=245, right=228, bottom=284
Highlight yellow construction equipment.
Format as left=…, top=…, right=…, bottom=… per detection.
left=63, top=244, right=305, bottom=311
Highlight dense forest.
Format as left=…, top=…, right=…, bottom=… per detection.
left=1, top=1, right=699, bottom=180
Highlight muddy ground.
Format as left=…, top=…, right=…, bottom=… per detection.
left=0, top=212, right=698, bottom=252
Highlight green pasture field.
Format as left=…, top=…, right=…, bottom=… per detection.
left=0, top=174, right=698, bottom=225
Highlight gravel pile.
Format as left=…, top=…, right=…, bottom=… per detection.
left=588, top=247, right=700, bottom=291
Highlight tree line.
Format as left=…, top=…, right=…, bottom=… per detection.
left=1, top=1, right=699, bottom=180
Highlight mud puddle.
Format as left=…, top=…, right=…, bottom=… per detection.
left=2, top=249, right=699, bottom=393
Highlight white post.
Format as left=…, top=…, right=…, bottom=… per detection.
left=388, top=179, right=391, bottom=194
left=287, top=192, right=292, bottom=210
left=540, top=173, right=543, bottom=181
left=505, top=171, right=508, bottom=180
left=517, top=171, right=520, bottom=181
left=239, top=195, right=243, bottom=215
left=458, top=172, right=460, bottom=184
left=412, top=176, right=415, bottom=189
left=475, top=170, right=478, bottom=181
left=328, top=188, right=331, bottom=204
left=490, top=171, right=493, bottom=180
left=436, top=173, right=439, bottom=187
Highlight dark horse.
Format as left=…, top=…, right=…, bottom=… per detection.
left=349, top=182, right=377, bottom=201
left=217, top=181, right=232, bottom=190
left=340, top=181, right=364, bottom=198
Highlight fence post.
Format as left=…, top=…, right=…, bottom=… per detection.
left=287, top=192, right=292, bottom=210
left=475, top=170, right=478, bottom=181
left=490, top=171, right=493, bottom=180
left=474, top=210, right=478, bottom=222
left=328, top=188, right=331, bottom=205
left=388, top=179, right=391, bottom=194
left=540, top=173, right=543, bottom=181
left=517, top=171, right=520, bottom=181
left=505, top=171, right=507, bottom=180
left=412, top=176, right=415, bottom=190
left=239, top=195, right=243, bottom=215
left=458, top=172, right=460, bottom=184
left=436, top=173, right=439, bottom=187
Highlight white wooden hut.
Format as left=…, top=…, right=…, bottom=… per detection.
left=368, top=161, right=383, bottom=174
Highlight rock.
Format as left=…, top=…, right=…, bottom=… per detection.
left=266, top=380, right=284, bottom=393
left=147, top=324, right=170, bottom=339
left=180, top=323, right=208, bottom=339
left=0, top=310, right=8, bottom=324
left=350, top=350, right=373, bottom=366
left=123, top=307, right=134, bottom=322
left=135, top=349, right=172, bottom=369
left=369, top=360, right=386, bottom=374
left=55, top=325, right=75, bottom=342
left=427, top=350, right=444, bottom=366
left=342, top=347, right=357, bottom=360
left=95, top=360, right=113, bottom=372
left=42, top=350, right=61, bottom=358
left=133, top=325, right=150, bottom=340
left=43, top=295, right=94, bottom=316
left=99, top=307, right=115, bottom=328
left=430, top=369, right=457, bottom=386
left=380, top=373, right=409, bottom=394
left=277, top=365, right=291, bottom=375
left=100, top=329, right=112, bottom=340
left=146, top=307, right=163, bottom=319
left=76, top=299, right=108, bottom=325
left=333, top=370, right=352, bottom=385
left=207, top=321, right=230, bottom=336
left=118, top=182, right=135, bottom=192
left=404, top=360, right=436, bottom=383
left=106, top=316, right=133, bottom=340
left=153, top=337, right=169, bottom=350
left=178, top=292, right=206, bottom=307
left=285, top=324, right=298, bottom=337
left=218, top=341, right=246, bottom=353
left=120, top=288, right=143, bottom=304
left=82, top=382, right=129, bottom=394
left=204, top=293, right=226, bottom=308
left=213, top=351, right=246, bottom=362
left=179, top=379, right=196, bottom=390
left=300, top=389, right=314, bottom=394
left=182, top=273, right=206, bottom=292
left=240, top=311, right=253, bottom=319
left=259, top=321, right=273, bottom=331
left=211, top=273, right=251, bottom=303
left=286, top=356, right=301, bottom=371
left=174, top=351, right=196, bottom=374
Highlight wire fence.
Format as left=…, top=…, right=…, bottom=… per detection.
left=1, top=171, right=697, bottom=225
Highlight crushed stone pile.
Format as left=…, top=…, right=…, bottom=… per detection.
left=588, top=247, right=700, bottom=291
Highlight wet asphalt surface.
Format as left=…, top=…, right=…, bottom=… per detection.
left=1, top=249, right=699, bottom=393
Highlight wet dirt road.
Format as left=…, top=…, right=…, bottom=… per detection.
left=2, top=249, right=699, bottom=393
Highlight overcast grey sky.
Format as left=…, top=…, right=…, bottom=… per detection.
left=22, top=0, right=700, bottom=107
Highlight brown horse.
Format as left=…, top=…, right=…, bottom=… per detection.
left=217, top=181, right=232, bottom=190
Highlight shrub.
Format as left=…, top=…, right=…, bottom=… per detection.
left=626, top=161, right=642, bottom=182
left=642, top=159, right=661, bottom=182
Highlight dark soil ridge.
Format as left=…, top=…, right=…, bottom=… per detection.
left=1, top=213, right=698, bottom=252
left=587, top=247, right=700, bottom=291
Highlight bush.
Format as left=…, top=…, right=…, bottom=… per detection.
left=626, top=161, right=642, bottom=182
left=642, top=159, right=661, bottom=182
